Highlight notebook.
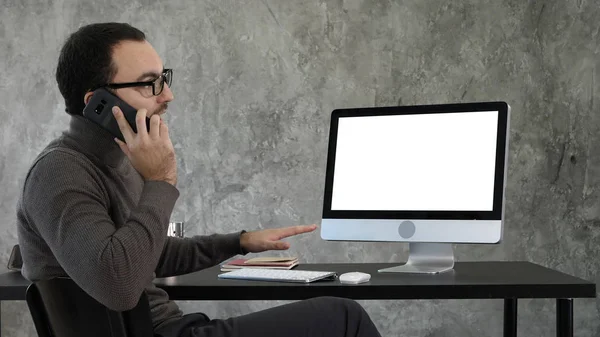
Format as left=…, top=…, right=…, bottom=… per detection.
left=220, top=257, right=299, bottom=271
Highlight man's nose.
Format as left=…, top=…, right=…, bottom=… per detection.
left=158, top=84, right=174, bottom=102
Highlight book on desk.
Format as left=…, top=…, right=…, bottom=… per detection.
left=220, top=257, right=299, bottom=272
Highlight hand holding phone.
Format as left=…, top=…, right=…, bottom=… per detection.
left=82, top=88, right=150, bottom=142
left=112, top=107, right=178, bottom=186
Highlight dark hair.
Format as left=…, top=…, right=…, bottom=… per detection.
left=56, top=23, right=146, bottom=115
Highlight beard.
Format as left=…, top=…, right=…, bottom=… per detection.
left=152, top=103, right=169, bottom=116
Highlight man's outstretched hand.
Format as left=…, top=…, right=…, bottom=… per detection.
left=239, top=224, right=318, bottom=253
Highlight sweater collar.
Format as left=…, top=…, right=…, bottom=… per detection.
left=65, top=115, right=126, bottom=168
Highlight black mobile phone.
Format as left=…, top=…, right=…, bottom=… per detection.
left=82, top=88, right=150, bottom=142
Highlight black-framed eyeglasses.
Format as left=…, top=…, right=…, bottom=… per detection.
left=100, top=68, right=173, bottom=96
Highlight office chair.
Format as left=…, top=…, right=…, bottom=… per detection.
left=26, top=277, right=154, bottom=337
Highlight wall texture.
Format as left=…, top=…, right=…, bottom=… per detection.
left=1, top=0, right=599, bottom=336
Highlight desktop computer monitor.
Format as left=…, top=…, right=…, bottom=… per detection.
left=320, top=101, right=510, bottom=274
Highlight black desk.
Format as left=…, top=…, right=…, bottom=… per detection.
left=1, top=262, right=596, bottom=337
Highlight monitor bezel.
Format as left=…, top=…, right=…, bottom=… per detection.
left=322, top=101, right=510, bottom=221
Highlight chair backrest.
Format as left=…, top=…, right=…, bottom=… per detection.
left=26, top=278, right=154, bottom=337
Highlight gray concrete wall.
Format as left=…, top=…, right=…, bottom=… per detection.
left=1, top=0, right=599, bottom=336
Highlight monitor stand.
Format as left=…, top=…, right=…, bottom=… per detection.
left=378, top=243, right=455, bottom=274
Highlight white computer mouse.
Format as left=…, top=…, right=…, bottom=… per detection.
left=339, top=272, right=371, bottom=284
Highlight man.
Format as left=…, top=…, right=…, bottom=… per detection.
left=16, top=22, right=382, bottom=337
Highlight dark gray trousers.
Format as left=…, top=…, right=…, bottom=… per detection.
left=155, top=296, right=381, bottom=337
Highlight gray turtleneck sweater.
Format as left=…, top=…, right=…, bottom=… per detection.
left=16, top=115, right=245, bottom=330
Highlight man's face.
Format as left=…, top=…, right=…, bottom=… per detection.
left=86, top=40, right=174, bottom=116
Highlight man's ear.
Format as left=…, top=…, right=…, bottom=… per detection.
left=84, top=91, right=94, bottom=105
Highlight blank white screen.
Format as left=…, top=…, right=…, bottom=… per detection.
left=331, top=111, right=499, bottom=211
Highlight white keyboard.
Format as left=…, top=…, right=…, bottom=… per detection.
left=218, top=268, right=337, bottom=283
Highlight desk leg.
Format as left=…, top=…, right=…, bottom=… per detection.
left=504, top=298, right=517, bottom=337
left=556, top=299, right=573, bottom=337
